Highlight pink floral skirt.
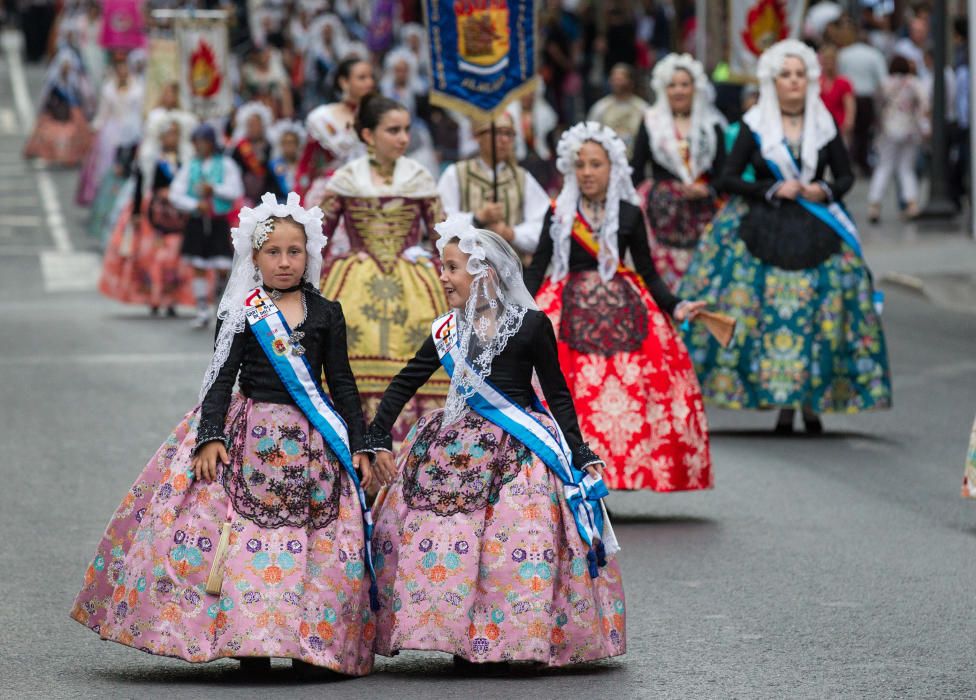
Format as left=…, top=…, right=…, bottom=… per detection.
left=70, top=395, right=375, bottom=674
left=371, top=407, right=626, bottom=666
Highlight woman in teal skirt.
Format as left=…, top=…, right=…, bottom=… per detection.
left=677, top=39, right=892, bottom=433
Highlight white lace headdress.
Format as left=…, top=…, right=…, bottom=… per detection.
left=550, top=121, right=641, bottom=284
left=645, top=53, right=726, bottom=184
left=743, top=38, right=837, bottom=184
left=198, top=192, right=327, bottom=401
left=232, top=101, right=275, bottom=145
left=434, top=214, right=539, bottom=425
left=269, top=119, right=307, bottom=157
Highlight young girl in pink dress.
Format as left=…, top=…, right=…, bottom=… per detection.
left=71, top=193, right=378, bottom=677
left=365, top=215, right=625, bottom=668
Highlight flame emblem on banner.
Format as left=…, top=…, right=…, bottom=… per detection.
left=189, top=39, right=222, bottom=97
left=741, top=0, right=789, bottom=56
left=454, top=0, right=510, bottom=75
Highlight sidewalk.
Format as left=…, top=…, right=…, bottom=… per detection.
left=846, top=175, right=976, bottom=315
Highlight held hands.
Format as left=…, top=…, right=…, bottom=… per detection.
left=490, top=222, right=516, bottom=242
left=360, top=450, right=398, bottom=491
left=191, top=441, right=228, bottom=483
left=585, top=462, right=605, bottom=480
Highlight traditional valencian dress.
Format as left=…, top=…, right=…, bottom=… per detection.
left=76, top=72, right=144, bottom=206
left=99, top=143, right=195, bottom=309
left=319, top=156, right=449, bottom=441
left=295, top=102, right=364, bottom=205
left=72, top=195, right=377, bottom=672
left=631, top=55, right=727, bottom=290
left=366, top=218, right=625, bottom=665
left=230, top=103, right=283, bottom=207
left=520, top=121, right=711, bottom=492
left=23, top=48, right=94, bottom=166
left=525, top=203, right=712, bottom=492
left=677, top=40, right=892, bottom=415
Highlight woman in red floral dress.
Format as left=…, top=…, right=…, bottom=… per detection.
left=524, top=121, right=713, bottom=493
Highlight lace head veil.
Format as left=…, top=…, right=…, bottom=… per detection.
left=743, top=38, right=837, bottom=183
left=434, top=214, right=538, bottom=425
left=198, top=192, right=327, bottom=401
left=647, top=53, right=726, bottom=183
left=550, top=121, right=641, bottom=284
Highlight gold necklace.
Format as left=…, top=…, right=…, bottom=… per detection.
left=370, top=156, right=395, bottom=185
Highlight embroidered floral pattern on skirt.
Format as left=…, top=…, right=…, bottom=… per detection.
left=69, top=395, right=375, bottom=674
left=641, top=179, right=719, bottom=291
left=537, top=271, right=712, bottom=492
left=676, top=197, right=893, bottom=413
left=371, top=407, right=626, bottom=665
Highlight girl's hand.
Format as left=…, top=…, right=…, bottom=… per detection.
left=373, top=450, right=397, bottom=486
left=800, top=183, right=828, bottom=202
left=684, top=183, right=711, bottom=200
left=674, top=299, right=707, bottom=322
left=191, top=441, right=228, bottom=483
left=354, top=452, right=373, bottom=491
left=585, top=462, right=605, bottom=480
left=776, top=180, right=802, bottom=200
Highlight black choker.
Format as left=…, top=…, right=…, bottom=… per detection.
left=782, top=109, right=805, bottom=118
left=263, top=281, right=303, bottom=301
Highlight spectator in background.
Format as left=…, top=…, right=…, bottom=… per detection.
left=950, top=16, right=970, bottom=210
left=587, top=63, right=650, bottom=158
left=838, top=25, right=888, bottom=175
left=893, top=7, right=931, bottom=82
left=818, top=44, right=856, bottom=145
left=867, top=56, right=929, bottom=223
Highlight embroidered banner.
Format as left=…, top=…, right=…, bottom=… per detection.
left=423, top=0, right=539, bottom=119
left=728, top=0, right=806, bottom=80
left=175, top=13, right=232, bottom=120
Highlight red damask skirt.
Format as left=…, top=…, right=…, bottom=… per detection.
left=536, top=270, right=712, bottom=492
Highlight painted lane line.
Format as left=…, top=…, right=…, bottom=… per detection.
left=1, top=30, right=33, bottom=133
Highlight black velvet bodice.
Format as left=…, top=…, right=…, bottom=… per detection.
left=366, top=310, right=600, bottom=469
left=630, top=122, right=727, bottom=186
left=197, top=285, right=366, bottom=452
left=718, top=125, right=855, bottom=269
left=523, top=201, right=681, bottom=315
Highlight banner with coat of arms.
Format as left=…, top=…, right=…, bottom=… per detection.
left=175, top=14, right=232, bottom=120
left=729, top=0, right=806, bottom=80
left=423, top=0, right=539, bottom=120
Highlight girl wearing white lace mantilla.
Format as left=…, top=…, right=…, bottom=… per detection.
left=524, top=122, right=713, bottom=494
left=677, top=39, right=892, bottom=433
left=631, top=54, right=728, bottom=290
left=364, top=215, right=626, bottom=666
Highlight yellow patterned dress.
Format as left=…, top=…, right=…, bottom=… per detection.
left=319, top=156, right=449, bottom=441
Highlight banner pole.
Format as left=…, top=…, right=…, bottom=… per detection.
left=491, top=120, right=498, bottom=201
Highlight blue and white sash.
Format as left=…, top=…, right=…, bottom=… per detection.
left=244, top=287, right=379, bottom=610
left=431, top=312, right=618, bottom=578
left=754, top=133, right=883, bottom=313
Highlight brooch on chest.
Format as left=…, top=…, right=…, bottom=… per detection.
left=271, top=330, right=306, bottom=357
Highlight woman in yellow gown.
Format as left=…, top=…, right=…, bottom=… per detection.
left=318, top=94, right=448, bottom=441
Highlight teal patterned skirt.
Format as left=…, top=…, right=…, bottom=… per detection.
left=676, top=197, right=892, bottom=413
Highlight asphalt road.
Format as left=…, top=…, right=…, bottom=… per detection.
left=2, top=39, right=975, bottom=700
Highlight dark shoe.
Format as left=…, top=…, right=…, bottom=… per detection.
left=166, top=306, right=178, bottom=318
left=774, top=409, right=795, bottom=434
left=292, top=658, right=346, bottom=680
left=237, top=657, right=271, bottom=674
left=150, top=306, right=160, bottom=317
left=802, top=410, right=823, bottom=435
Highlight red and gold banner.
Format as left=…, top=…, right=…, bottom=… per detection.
left=176, top=14, right=232, bottom=119
left=728, top=0, right=806, bottom=80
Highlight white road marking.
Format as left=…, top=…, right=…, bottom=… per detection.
left=1, top=30, right=33, bottom=132
left=0, top=108, right=17, bottom=134
left=39, top=250, right=101, bottom=291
